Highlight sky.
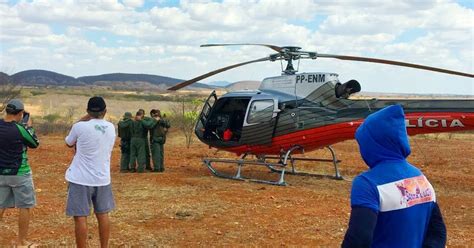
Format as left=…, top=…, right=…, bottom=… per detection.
left=0, top=0, right=473, bottom=94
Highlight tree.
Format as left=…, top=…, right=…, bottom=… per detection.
left=169, top=98, right=203, bottom=148
left=0, top=72, right=21, bottom=112
left=64, top=106, right=77, bottom=125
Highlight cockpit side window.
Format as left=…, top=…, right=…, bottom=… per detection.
left=247, top=100, right=274, bottom=124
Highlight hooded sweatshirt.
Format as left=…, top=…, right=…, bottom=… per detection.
left=347, top=105, right=438, bottom=247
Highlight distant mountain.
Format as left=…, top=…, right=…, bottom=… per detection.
left=12, top=70, right=82, bottom=86
left=6, top=70, right=212, bottom=90
left=79, top=73, right=186, bottom=86
left=205, top=81, right=232, bottom=87
left=0, top=72, right=11, bottom=83
left=78, top=73, right=212, bottom=89
left=226, top=80, right=261, bottom=91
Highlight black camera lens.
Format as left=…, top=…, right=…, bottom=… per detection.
left=22, top=112, right=30, bottom=124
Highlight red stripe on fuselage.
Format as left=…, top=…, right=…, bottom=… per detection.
left=221, top=112, right=474, bottom=156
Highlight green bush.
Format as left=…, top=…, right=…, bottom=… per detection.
left=43, top=114, right=62, bottom=123
left=30, top=90, right=46, bottom=96
left=35, top=121, right=72, bottom=135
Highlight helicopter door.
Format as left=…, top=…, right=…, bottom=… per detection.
left=240, top=97, right=279, bottom=146
left=195, top=90, right=217, bottom=140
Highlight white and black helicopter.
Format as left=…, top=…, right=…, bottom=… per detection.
left=168, top=43, right=474, bottom=186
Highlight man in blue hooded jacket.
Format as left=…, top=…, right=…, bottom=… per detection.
left=342, top=105, right=446, bottom=248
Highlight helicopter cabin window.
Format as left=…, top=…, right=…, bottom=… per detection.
left=203, top=97, right=250, bottom=143
left=247, top=100, right=274, bottom=124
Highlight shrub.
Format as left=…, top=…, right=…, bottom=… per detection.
left=30, top=90, right=46, bottom=96
left=37, top=112, right=73, bottom=135
left=43, top=114, right=62, bottom=123
left=35, top=121, right=72, bottom=135
left=169, top=99, right=203, bottom=148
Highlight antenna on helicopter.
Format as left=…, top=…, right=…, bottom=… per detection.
left=167, top=43, right=474, bottom=91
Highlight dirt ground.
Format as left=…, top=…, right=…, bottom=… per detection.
left=0, top=133, right=473, bottom=247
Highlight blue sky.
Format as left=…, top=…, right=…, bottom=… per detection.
left=0, top=0, right=472, bottom=94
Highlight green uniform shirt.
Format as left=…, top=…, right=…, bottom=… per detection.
left=142, top=116, right=154, bottom=138
left=118, top=118, right=132, bottom=140
left=149, top=118, right=171, bottom=139
left=130, top=119, right=147, bottom=138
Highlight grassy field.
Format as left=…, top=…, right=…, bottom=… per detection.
left=20, top=87, right=212, bottom=124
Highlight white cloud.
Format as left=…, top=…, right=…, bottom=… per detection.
left=122, top=0, right=144, bottom=8
left=0, top=4, right=52, bottom=40
left=0, top=0, right=472, bottom=94
left=14, top=0, right=135, bottom=28
left=319, top=14, right=413, bottom=36
left=421, top=1, right=474, bottom=30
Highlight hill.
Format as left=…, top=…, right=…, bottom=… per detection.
left=205, top=81, right=232, bottom=87
left=6, top=70, right=212, bottom=90
left=78, top=73, right=211, bottom=89
left=12, top=70, right=82, bottom=86
left=0, top=72, right=11, bottom=84
left=225, top=80, right=261, bottom=91
left=78, top=73, right=180, bottom=85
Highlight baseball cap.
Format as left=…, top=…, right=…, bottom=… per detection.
left=87, top=96, right=106, bottom=112
left=123, top=112, right=132, bottom=118
left=6, top=99, right=24, bottom=112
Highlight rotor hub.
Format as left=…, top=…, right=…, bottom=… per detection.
left=281, top=46, right=302, bottom=52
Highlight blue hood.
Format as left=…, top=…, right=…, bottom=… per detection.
left=355, top=105, right=411, bottom=168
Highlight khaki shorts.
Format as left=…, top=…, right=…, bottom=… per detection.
left=0, top=173, right=36, bottom=208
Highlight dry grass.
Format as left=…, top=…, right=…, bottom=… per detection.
left=23, top=92, right=177, bottom=123
left=0, top=132, right=472, bottom=247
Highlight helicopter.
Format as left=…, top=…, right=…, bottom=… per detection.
left=168, top=43, right=474, bottom=186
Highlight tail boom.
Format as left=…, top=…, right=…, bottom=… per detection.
left=223, top=112, right=474, bottom=156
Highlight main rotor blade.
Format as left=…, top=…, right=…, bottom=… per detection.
left=317, top=54, right=474, bottom=78
left=201, top=43, right=283, bottom=53
left=168, top=56, right=271, bottom=91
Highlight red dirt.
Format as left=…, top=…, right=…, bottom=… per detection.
left=0, top=134, right=473, bottom=247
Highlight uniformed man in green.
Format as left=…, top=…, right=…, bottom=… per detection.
left=117, top=112, right=132, bottom=173
left=149, top=109, right=170, bottom=172
left=138, top=109, right=152, bottom=171
left=129, top=111, right=147, bottom=173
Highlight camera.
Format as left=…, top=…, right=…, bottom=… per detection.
left=21, top=111, right=30, bottom=124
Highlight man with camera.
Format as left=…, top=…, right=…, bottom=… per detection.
left=0, top=99, right=39, bottom=247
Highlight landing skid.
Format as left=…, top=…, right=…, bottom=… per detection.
left=202, top=146, right=343, bottom=186
left=203, top=154, right=287, bottom=186
left=265, top=146, right=343, bottom=180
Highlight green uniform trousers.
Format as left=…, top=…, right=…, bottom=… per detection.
left=145, top=138, right=151, bottom=170
left=151, top=137, right=165, bottom=172
left=120, top=139, right=131, bottom=172
left=130, top=137, right=147, bottom=172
